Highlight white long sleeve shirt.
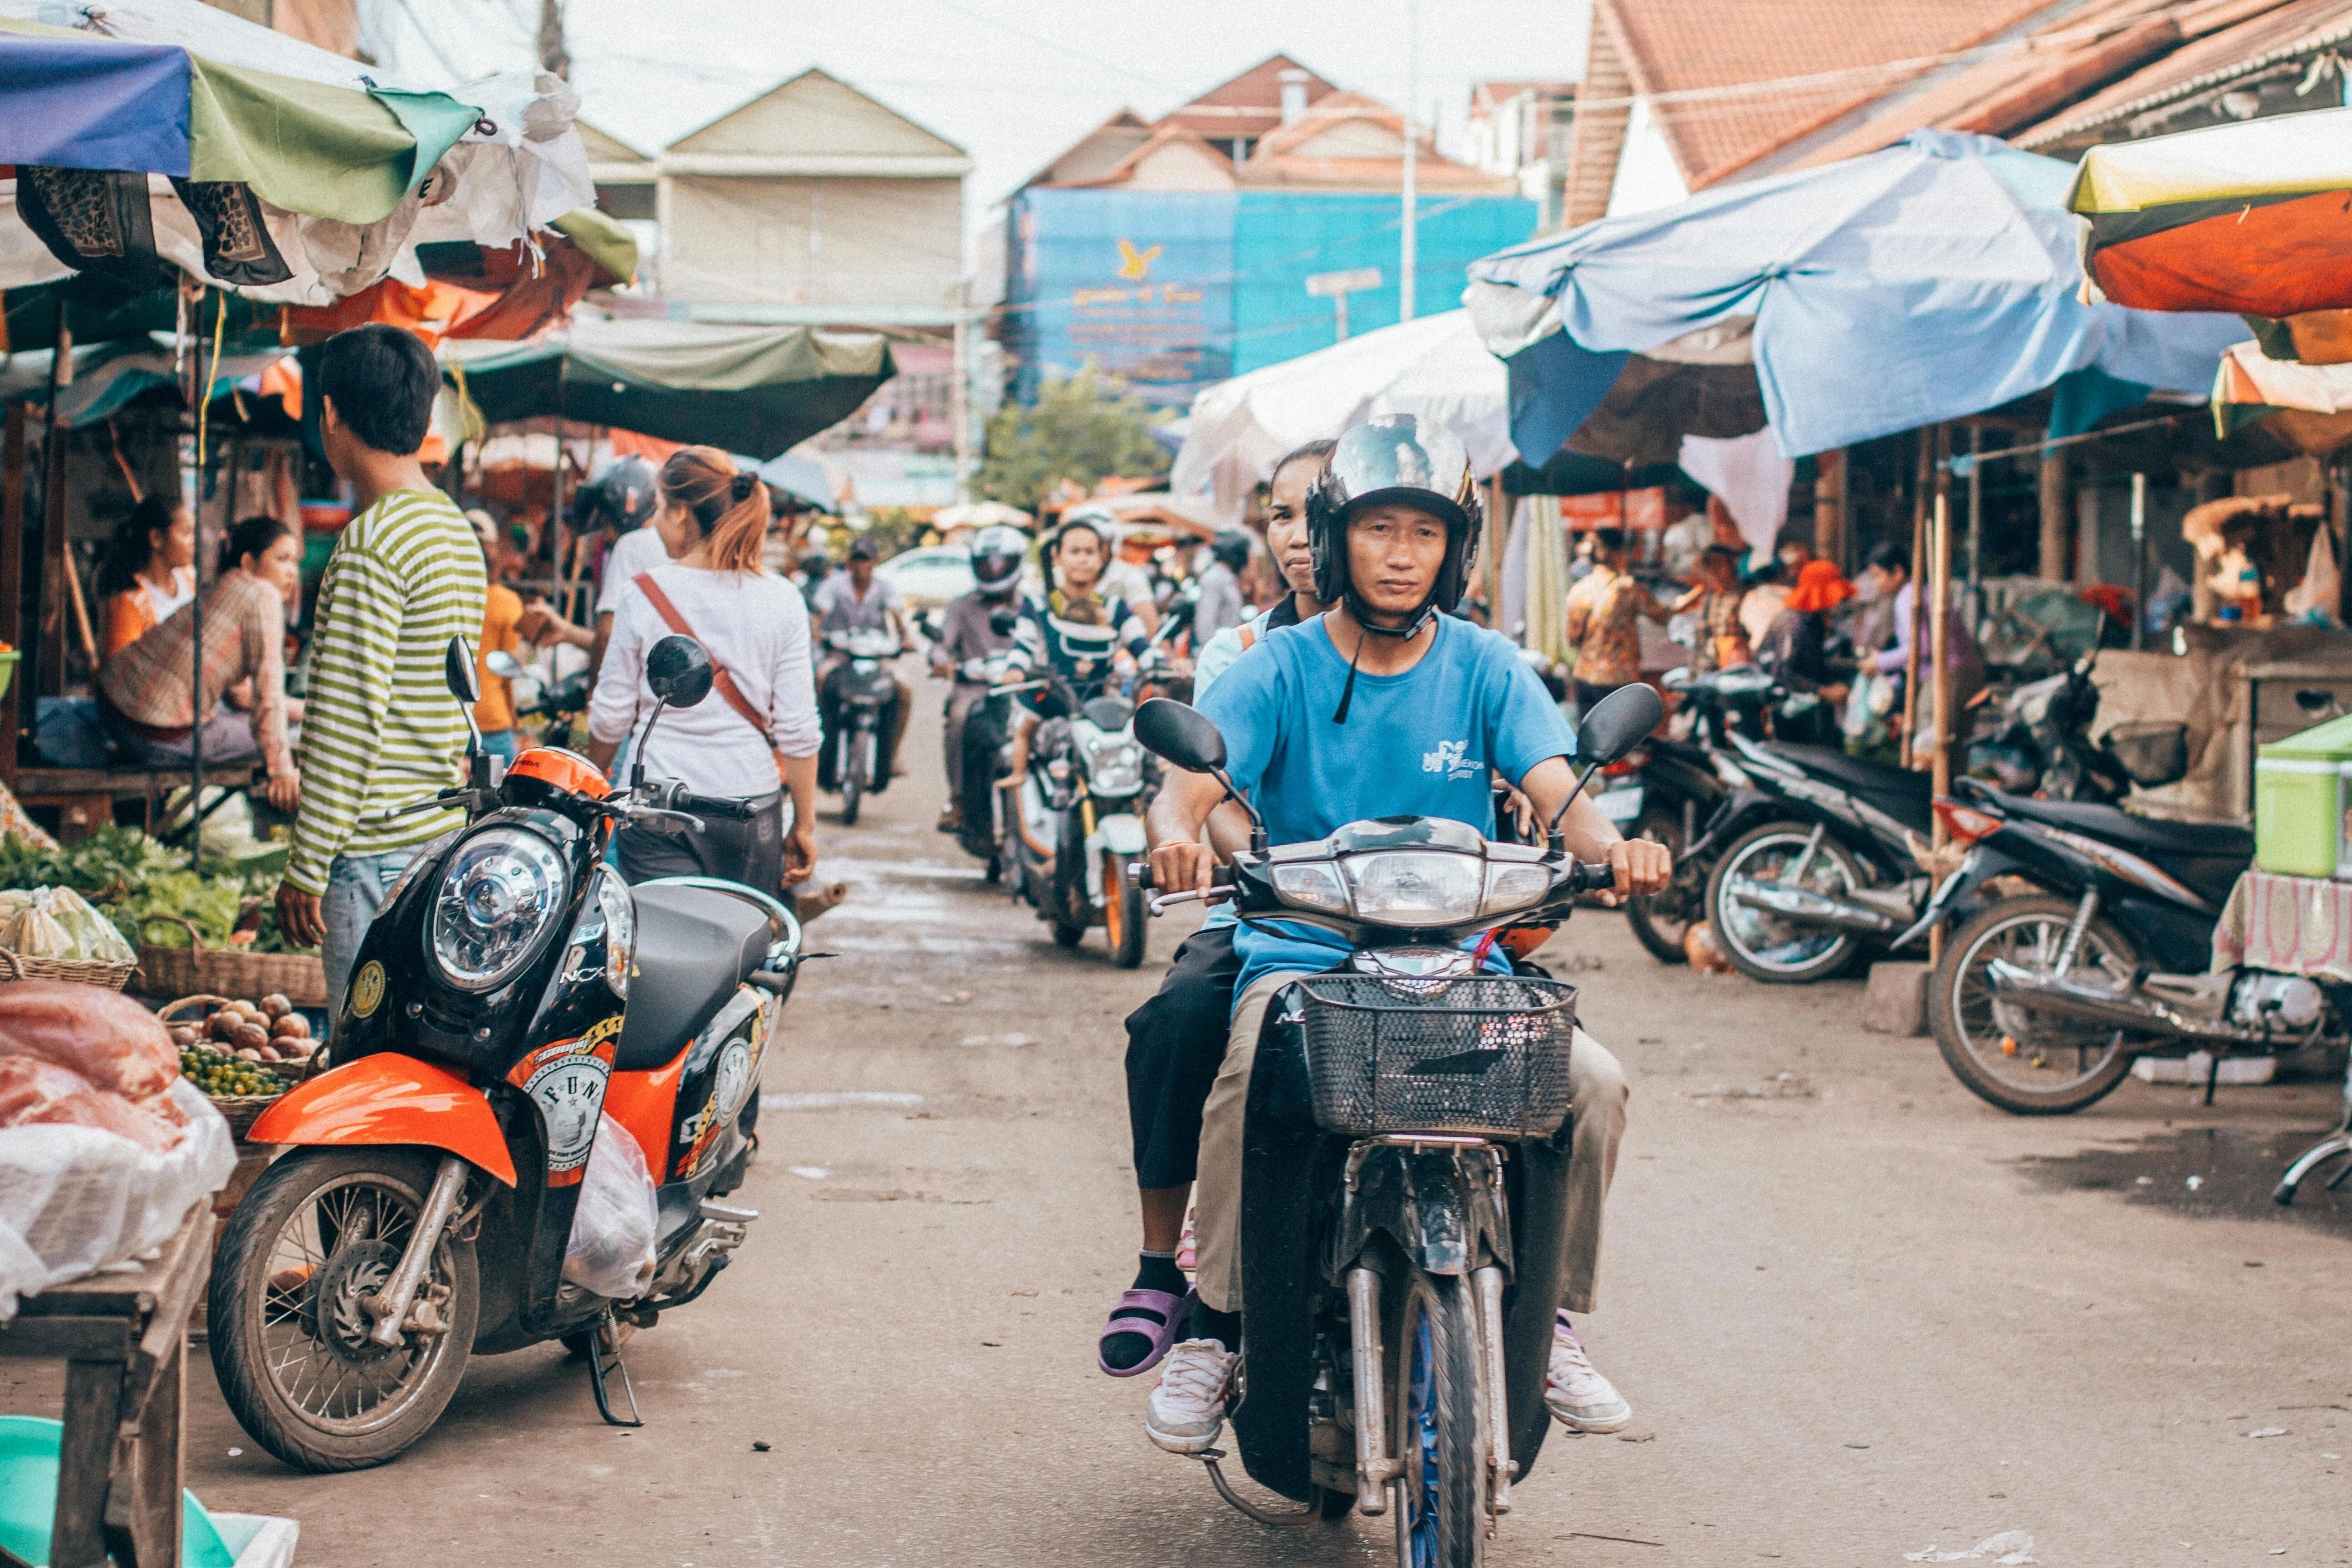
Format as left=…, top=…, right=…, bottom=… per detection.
left=588, top=564, right=821, bottom=799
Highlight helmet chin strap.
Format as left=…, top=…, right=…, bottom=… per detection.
left=1331, top=591, right=1437, bottom=723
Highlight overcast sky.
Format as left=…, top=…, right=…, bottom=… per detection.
left=371, top=0, right=1591, bottom=222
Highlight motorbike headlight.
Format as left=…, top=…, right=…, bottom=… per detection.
left=1087, top=737, right=1143, bottom=793
left=1481, top=862, right=1553, bottom=916
left=429, top=827, right=570, bottom=992
left=1270, top=861, right=1350, bottom=914
left=593, top=867, right=635, bottom=1000
left=1342, top=852, right=1484, bottom=926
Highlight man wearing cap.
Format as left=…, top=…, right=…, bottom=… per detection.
left=810, top=538, right=916, bottom=781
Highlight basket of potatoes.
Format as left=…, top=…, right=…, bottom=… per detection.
left=161, top=992, right=321, bottom=1140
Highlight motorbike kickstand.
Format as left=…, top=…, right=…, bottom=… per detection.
left=1195, top=1449, right=1323, bottom=1527
left=585, top=1317, right=644, bottom=1429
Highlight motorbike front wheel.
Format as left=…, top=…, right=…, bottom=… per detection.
left=1930, top=895, right=2141, bottom=1114
left=1103, top=850, right=1146, bottom=969
left=1622, top=804, right=1696, bottom=965
left=1393, top=1270, right=1488, bottom=1568
left=208, top=1148, right=479, bottom=1472
left=1705, top=823, right=1866, bottom=984
left=838, top=729, right=864, bottom=826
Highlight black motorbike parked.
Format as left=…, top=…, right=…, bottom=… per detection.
left=1130, top=686, right=1660, bottom=1565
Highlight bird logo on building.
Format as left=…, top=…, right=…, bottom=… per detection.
left=1116, top=239, right=1162, bottom=282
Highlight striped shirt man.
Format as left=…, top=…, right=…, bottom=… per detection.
left=283, top=489, right=487, bottom=897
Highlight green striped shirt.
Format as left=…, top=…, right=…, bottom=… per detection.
left=284, top=489, right=487, bottom=895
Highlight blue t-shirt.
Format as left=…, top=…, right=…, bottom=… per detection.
left=1197, top=614, right=1576, bottom=998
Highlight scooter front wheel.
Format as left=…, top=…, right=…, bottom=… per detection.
left=1104, top=850, right=1146, bottom=969
left=839, top=732, right=865, bottom=826
left=208, top=1148, right=479, bottom=1472
left=1392, top=1271, right=1487, bottom=1568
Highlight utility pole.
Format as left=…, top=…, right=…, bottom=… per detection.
left=538, top=0, right=570, bottom=78
left=1399, top=0, right=1419, bottom=323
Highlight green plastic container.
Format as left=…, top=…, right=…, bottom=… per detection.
left=0, top=1416, right=234, bottom=1567
left=2254, top=712, right=2352, bottom=878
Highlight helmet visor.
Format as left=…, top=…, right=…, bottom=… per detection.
left=1322, top=415, right=1476, bottom=528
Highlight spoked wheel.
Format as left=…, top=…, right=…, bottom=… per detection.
left=208, top=1149, right=478, bottom=1471
left=1930, top=895, right=2142, bottom=1114
left=1104, top=850, right=1146, bottom=969
left=1392, top=1271, right=1487, bottom=1568
left=1622, top=804, right=1696, bottom=964
left=1050, top=810, right=1091, bottom=949
left=1705, top=823, right=1866, bottom=984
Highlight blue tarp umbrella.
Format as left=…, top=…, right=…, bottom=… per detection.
left=1466, top=130, right=2248, bottom=462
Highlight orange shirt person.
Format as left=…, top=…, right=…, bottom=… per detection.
left=96, top=496, right=196, bottom=659
left=468, top=510, right=526, bottom=761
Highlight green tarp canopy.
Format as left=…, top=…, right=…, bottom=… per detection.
left=446, top=318, right=896, bottom=461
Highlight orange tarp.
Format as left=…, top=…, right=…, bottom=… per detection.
left=2090, top=189, right=2352, bottom=317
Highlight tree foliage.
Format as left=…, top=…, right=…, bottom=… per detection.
left=979, top=366, right=1171, bottom=514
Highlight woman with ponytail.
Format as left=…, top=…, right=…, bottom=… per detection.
left=584, top=446, right=821, bottom=889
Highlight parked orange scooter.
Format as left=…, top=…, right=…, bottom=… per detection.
left=209, top=635, right=799, bottom=1470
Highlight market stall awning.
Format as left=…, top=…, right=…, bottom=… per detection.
left=1171, top=310, right=1516, bottom=521
left=446, top=318, right=897, bottom=461
left=2214, top=339, right=2352, bottom=457
left=1467, top=129, right=2247, bottom=461
left=2068, top=107, right=2352, bottom=318
left=0, top=0, right=596, bottom=306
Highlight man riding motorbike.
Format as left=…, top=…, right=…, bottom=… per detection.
left=929, top=524, right=1024, bottom=833
left=1103, top=440, right=1331, bottom=1380
left=1131, top=416, right=1671, bottom=1458
left=1193, top=529, right=1252, bottom=646
left=813, top=536, right=916, bottom=785
left=995, top=517, right=1151, bottom=779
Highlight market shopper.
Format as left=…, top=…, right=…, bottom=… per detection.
left=1191, top=530, right=1251, bottom=645
left=1756, top=559, right=1854, bottom=701
left=275, top=324, right=488, bottom=1006
left=514, top=455, right=663, bottom=676
left=1676, top=544, right=1750, bottom=675
left=1861, top=538, right=1985, bottom=756
left=583, top=446, right=819, bottom=890
left=96, top=495, right=197, bottom=658
left=98, top=514, right=303, bottom=812
left=1562, top=526, right=1671, bottom=713
left=470, top=510, right=526, bottom=762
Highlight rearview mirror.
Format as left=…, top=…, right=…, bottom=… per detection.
left=647, top=634, right=714, bottom=709
left=484, top=651, right=524, bottom=680
left=444, top=635, right=480, bottom=706
left=1135, top=697, right=1226, bottom=774
left=1574, top=683, right=1663, bottom=768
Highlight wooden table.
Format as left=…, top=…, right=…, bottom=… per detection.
left=0, top=1204, right=210, bottom=1568
left=10, top=764, right=264, bottom=844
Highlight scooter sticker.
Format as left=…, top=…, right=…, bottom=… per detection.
left=349, top=960, right=386, bottom=1019
left=506, top=1028, right=621, bottom=1186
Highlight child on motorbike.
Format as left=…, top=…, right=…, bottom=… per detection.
left=1131, top=416, right=1671, bottom=1457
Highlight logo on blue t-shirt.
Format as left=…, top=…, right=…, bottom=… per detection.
left=1422, top=739, right=1480, bottom=780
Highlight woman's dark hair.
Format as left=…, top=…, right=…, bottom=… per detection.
left=1867, top=539, right=1911, bottom=575
left=1270, top=437, right=1338, bottom=487
left=316, top=323, right=440, bottom=456
left=1591, top=527, right=1629, bottom=555
left=658, top=446, right=769, bottom=574
left=96, top=495, right=182, bottom=598
left=221, top=514, right=292, bottom=576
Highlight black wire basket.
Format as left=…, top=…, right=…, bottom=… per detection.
left=1290, top=974, right=1578, bottom=1140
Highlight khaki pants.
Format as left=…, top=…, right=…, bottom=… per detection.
left=1195, top=970, right=1627, bottom=1316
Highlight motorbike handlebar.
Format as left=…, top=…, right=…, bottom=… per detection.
left=1565, top=861, right=1620, bottom=893
left=674, top=792, right=756, bottom=821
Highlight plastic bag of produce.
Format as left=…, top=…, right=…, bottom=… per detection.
left=0, top=904, right=74, bottom=960
left=0, top=1079, right=233, bottom=1320
left=0, top=981, right=179, bottom=1107
left=13, top=888, right=135, bottom=963
left=561, top=1115, right=657, bottom=1301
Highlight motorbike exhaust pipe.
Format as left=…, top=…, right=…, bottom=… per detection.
left=1348, top=1266, right=1394, bottom=1515
left=1724, top=875, right=1897, bottom=935
left=1983, top=959, right=2272, bottom=1046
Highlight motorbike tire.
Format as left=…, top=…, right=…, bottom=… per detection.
left=1393, top=1270, right=1488, bottom=1568
left=1930, top=895, right=2141, bottom=1115
left=208, top=1148, right=479, bottom=1472
left=1104, top=850, right=1146, bottom=969
left=838, top=732, right=864, bottom=827
left=1704, top=823, right=1867, bottom=985
left=1622, top=805, right=1696, bottom=965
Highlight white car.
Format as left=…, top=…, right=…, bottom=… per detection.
left=875, top=545, right=978, bottom=616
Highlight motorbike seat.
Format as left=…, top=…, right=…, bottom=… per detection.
left=613, top=882, right=774, bottom=1072
left=1988, top=792, right=2253, bottom=904
left=1760, top=743, right=1933, bottom=829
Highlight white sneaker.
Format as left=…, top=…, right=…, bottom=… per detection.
left=1145, top=1338, right=1237, bottom=1453
left=1545, top=1313, right=1632, bottom=1433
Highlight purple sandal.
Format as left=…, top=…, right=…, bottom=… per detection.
left=1097, top=1285, right=1196, bottom=1378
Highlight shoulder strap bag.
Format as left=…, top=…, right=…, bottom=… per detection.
left=632, top=573, right=787, bottom=781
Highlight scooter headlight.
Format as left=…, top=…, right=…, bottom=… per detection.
left=429, top=827, right=570, bottom=992
left=592, top=865, right=635, bottom=1000
left=1341, top=852, right=1485, bottom=926
left=1086, top=736, right=1143, bottom=794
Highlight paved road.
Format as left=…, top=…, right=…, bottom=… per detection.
left=96, top=673, right=2352, bottom=1564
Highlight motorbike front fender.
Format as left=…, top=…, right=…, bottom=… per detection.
left=247, top=1053, right=518, bottom=1186
left=1332, top=1143, right=1510, bottom=1280
left=1083, top=813, right=1146, bottom=899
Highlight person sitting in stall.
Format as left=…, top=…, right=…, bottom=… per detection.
left=97, top=515, right=303, bottom=812
left=96, top=496, right=197, bottom=658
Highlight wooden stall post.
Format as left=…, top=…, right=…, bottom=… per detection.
left=1485, top=475, right=1505, bottom=630
left=39, top=300, right=70, bottom=701
left=2038, top=439, right=2069, bottom=582
left=1965, top=424, right=1984, bottom=588
left=1929, top=482, right=1953, bottom=965
left=1, top=404, right=25, bottom=789
left=1900, top=429, right=1931, bottom=765
left=1813, top=447, right=1847, bottom=573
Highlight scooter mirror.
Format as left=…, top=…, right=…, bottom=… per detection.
left=444, top=635, right=481, bottom=705
left=987, top=608, right=1019, bottom=638
left=1135, top=697, right=1227, bottom=774
left=1575, top=682, right=1664, bottom=768
left=647, top=635, right=715, bottom=709
left=484, top=650, right=525, bottom=681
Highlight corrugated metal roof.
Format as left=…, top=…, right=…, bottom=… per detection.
left=2018, top=0, right=2352, bottom=142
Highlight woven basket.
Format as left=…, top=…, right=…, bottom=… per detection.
left=137, top=916, right=327, bottom=1006
left=160, top=995, right=304, bottom=1141
left=0, top=945, right=139, bottom=991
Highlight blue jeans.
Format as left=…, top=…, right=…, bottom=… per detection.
left=322, top=848, right=418, bottom=1011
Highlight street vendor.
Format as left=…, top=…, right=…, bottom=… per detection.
left=95, top=515, right=303, bottom=813
left=95, top=496, right=196, bottom=658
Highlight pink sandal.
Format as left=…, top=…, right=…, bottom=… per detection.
left=1097, top=1286, right=1196, bottom=1377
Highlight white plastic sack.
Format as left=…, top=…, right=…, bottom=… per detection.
left=0, top=1079, right=235, bottom=1322
left=562, top=1115, right=658, bottom=1300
